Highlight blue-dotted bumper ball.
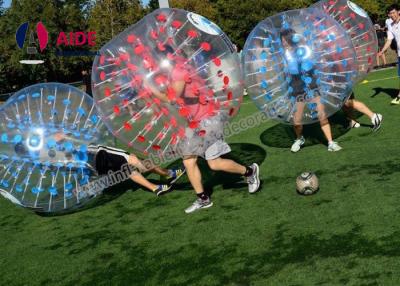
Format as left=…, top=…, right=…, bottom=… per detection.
left=242, top=8, right=358, bottom=125
left=0, top=83, right=115, bottom=213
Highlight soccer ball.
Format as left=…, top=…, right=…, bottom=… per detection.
left=296, top=172, right=319, bottom=195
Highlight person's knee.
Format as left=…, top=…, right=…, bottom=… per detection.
left=207, top=158, right=222, bottom=171
left=319, top=117, right=329, bottom=126
left=344, top=99, right=353, bottom=108
left=128, top=154, right=140, bottom=166
left=293, top=112, right=303, bottom=125
left=183, top=156, right=197, bottom=169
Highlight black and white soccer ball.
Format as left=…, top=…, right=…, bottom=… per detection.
left=296, top=172, right=319, bottom=195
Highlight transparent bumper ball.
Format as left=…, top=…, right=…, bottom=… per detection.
left=0, top=83, right=114, bottom=213
left=92, top=8, right=243, bottom=156
left=242, top=8, right=357, bottom=125
left=312, top=0, right=378, bottom=81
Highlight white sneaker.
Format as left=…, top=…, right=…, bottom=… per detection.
left=348, top=120, right=360, bottom=129
left=247, top=163, right=260, bottom=194
left=391, top=97, right=400, bottom=105
left=185, top=198, right=213, bottom=214
left=328, top=141, right=342, bottom=152
left=291, top=136, right=305, bottom=153
left=371, top=113, right=383, bottom=131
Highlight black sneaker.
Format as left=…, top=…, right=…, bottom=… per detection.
left=153, top=184, right=171, bottom=196
left=166, top=168, right=186, bottom=185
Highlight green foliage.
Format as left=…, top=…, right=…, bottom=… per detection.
left=169, top=0, right=218, bottom=21
left=88, top=0, right=145, bottom=49
left=147, top=0, right=160, bottom=12
left=0, top=0, right=395, bottom=94
left=0, top=0, right=4, bottom=16
left=0, top=0, right=95, bottom=94
left=213, top=0, right=315, bottom=48
left=365, top=0, right=399, bottom=24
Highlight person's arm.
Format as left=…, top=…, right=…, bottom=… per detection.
left=378, top=30, right=394, bottom=56
left=378, top=39, right=392, bottom=55
left=53, top=132, right=66, bottom=142
left=144, top=80, right=185, bottom=103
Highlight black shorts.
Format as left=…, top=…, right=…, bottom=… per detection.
left=90, top=145, right=130, bottom=175
left=290, top=74, right=318, bottom=96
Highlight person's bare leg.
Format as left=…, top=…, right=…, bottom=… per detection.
left=376, top=55, right=380, bottom=66
left=183, top=156, right=204, bottom=195
left=128, top=154, right=148, bottom=172
left=398, top=77, right=400, bottom=97
left=320, top=118, right=333, bottom=142
left=151, top=167, right=169, bottom=177
left=129, top=171, right=158, bottom=191
left=351, top=100, right=374, bottom=119
left=294, top=124, right=303, bottom=138
left=343, top=100, right=355, bottom=121
left=207, top=157, right=246, bottom=175
left=382, top=53, right=387, bottom=66
left=293, top=102, right=304, bottom=138
left=183, top=156, right=214, bottom=214
left=318, top=110, right=342, bottom=150
left=316, top=99, right=333, bottom=142
left=128, top=154, right=171, bottom=177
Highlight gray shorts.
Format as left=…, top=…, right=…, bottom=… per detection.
left=204, top=139, right=231, bottom=160
left=177, top=115, right=231, bottom=160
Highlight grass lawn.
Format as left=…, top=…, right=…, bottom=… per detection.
left=0, top=67, right=399, bottom=286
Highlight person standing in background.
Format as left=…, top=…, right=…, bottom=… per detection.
left=375, top=24, right=387, bottom=68
left=81, top=69, right=92, bottom=96
left=379, top=4, right=400, bottom=104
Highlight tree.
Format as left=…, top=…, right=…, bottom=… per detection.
left=88, top=0, right=145, bottom=49
left=212, top=0, right=318, bottom=48
left=0, top=0, right=93, bottom=93
left=0, top=0, right=4, bottom=16
left=0, top=0, right=394, bottom=94
left=363, top=0, right=397, bottom=24
left=147, top=0, right=160, bottom=12
left=169, top=0, right=217, bottom=21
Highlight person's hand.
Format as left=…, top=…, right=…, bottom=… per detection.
left=142, top=78, right=157, bottom=94
left=53, top=132, right=65, bottom=142
left=377, top=51, right=383, bottom=57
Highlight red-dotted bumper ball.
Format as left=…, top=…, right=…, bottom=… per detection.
left=92, top=8, right=243, bottom=156
left=312, top=0, right=378, bottom=81
left=242, top=8, right=358, bottom=125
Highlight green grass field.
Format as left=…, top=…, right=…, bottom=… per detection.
left=1, top=67, right=400, bottom=286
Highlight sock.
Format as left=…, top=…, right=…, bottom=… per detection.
left=197, top=192, right=209, bottom=201
left=244, top=166, right=253, bottom=177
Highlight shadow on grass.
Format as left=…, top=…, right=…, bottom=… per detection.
left=38, top=144, right=266, bottom=216
left=163, top=143, right=267, bottom=195
left=318, top=159, right=400, bottom=182
left=371, top=87, right=399, bottom=99
left=260, top=110, right=365, bottom=149
left=57, top=224, right=400, bottom=286
left=37, top=179, right=145, bottom=217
